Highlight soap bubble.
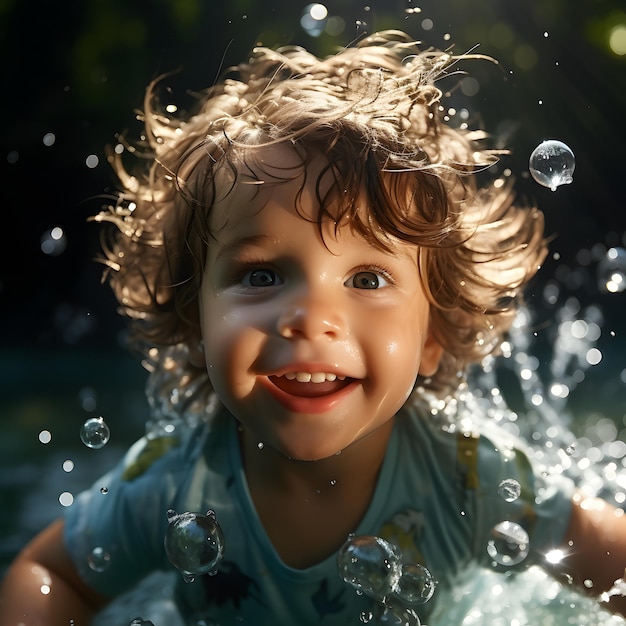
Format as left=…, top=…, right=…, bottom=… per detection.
left=529, top=140, right=575, bottom=191
left=164, top=509, right=225, bottom=583
left=597, top=247, right=626, bottom=294
left=87, top=546, right=111, bottom=572
left=486, top=521, right=530, bottom=566
left=393, top=562, right=436, bottom=605
left=497, top=478, right=521, bottom=502
left=80, top=416, right=110, bottom=449
left=337, top=534, right=402, bottom=600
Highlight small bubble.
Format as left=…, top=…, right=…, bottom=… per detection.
left=257, top=442, right=264, bottom=450
left=62, top=459, right=74, bottom=472
left=394, top=562, right=437, bottom=604
left=42, top=132, right=56, bottom=146
left=487, top=521, right=530, bottom=566
left=100, top=486, right=109, bottom=494
left=7, top=150, right=19, bottom=164
left=88, top=546, right=111, bottom=572
left=129, top=620, right=155, bottom=626
left=498, top=478, right=521, bottom=502
left=85, top=154, right=99, bottom=169
left=80, top=416, right=110, bottom=449
left=529, top=140, right=575, bottom=191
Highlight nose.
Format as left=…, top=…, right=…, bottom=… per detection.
left=277, top=295, right=344, bottom=340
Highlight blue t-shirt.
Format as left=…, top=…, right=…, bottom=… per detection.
left=64, top=395, right=574, bottom=625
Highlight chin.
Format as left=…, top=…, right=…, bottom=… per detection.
left=273, top=439, right=345, bottom=463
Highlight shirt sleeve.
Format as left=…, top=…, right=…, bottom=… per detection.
left=470, top=425, right=576, bottom=569
left=63, top=429, right=202, bottom=597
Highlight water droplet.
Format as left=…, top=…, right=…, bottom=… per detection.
left=59, top=492, right=74, bottom=507
left=337, top=535, right=402, bottom=600
left=40, top=226, right=67, bottom=256
left=597, top=247, right=626, bottom=294
left=80, top=417, right=110, bottom=449
left=497, top=478, right=521, bottom=502
left=529, top=140, right=575, bottom=191
left=38, top=430, right=52, bottom=444
left=87, top=546, right=111, bottom=572
left=164, top=509, right=225, bottom=582
left=393, top=562, right=436, bottom=605
left=100, top=486, right=109, bottom=494
left=486, top=521, right=530, bottom=566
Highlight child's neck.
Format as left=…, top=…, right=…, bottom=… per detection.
left=239, top=419, right=395, bottom=569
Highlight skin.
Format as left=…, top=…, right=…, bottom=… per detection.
left=2, top=145, right=626, bottom=623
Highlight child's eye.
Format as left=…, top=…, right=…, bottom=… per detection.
left=345, top=270, right=390, bottom=290
left=243, top=268, right=282, bottom=287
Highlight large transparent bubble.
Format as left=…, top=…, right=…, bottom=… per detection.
left=337, top=534, right=403, bottom=600
left=164, top=509, right=225, bottom=583
left=529, top=140, right=575, bottom=191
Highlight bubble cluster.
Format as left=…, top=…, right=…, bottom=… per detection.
left=164, top=509, right=225, bottom=583
left=80, top=416, right=110, bottom=449
left=529, top=140, right=575, bottom=191
left=337, top=534, right=436, bottom=624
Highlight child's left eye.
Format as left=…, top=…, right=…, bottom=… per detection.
left=345, top=270, right=390, bottom=290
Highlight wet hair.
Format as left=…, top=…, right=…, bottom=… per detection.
left=95, top=29, right=546, bottom=399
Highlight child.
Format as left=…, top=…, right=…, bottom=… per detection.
left=2, top=30, right=626, bottom=626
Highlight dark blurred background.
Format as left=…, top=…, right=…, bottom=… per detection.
left=0, top=0, right=625, bottom=571
left=2, top=0, right=625, bottom=351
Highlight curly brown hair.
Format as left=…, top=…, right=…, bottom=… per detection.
left=94, top=29, right=546, bottom=400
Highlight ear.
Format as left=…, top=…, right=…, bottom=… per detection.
left=418, top=331, right=444, bottom=377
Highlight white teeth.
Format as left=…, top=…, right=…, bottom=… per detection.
left=282, top=372, right=342, bottom=383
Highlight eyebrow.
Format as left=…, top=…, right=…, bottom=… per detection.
left=214, top=234, right=271, bottom=262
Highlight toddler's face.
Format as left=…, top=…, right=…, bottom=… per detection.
left=199, top=146, right=442, bottom=461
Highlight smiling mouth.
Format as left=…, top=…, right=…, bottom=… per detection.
left=268, top=372, right=353, bottom=398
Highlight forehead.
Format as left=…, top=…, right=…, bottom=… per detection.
left=209, top=144, right=336, bottom=231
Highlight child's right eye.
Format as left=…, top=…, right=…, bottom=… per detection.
left=242, top=269, right=282, bottom=287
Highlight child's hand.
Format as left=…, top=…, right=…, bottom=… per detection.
left=0, top=519, right=109, bottom=626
